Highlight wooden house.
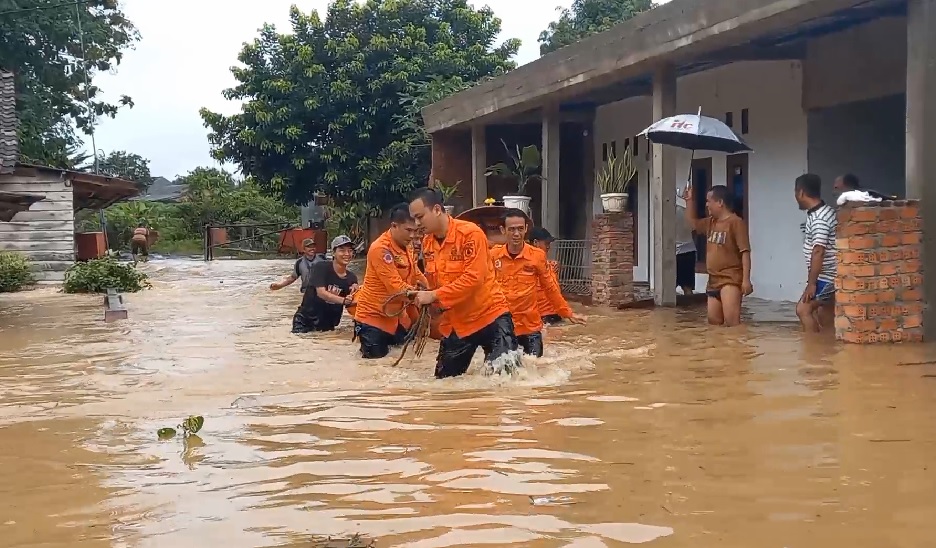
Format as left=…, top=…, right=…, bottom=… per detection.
left=0, top=70, right=140, bottom=283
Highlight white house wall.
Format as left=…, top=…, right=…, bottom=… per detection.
left=594, top=60, right=809, bottom=301
left=0, top=172, right=75, bottom=283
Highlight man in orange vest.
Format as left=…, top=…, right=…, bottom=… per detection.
left=352, top=204, right=428, bottom=358
left=407, top=187, right=520, bottom=378
left=528, top=226, right=565, bottom=326
left=492, top=211, right=585, bottom=356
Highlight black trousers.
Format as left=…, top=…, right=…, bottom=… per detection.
left=517, top=332, right=544, bottom=357
left=355, top=321, right=407, bottom=359
left=435, top=313, right=520, bottom=379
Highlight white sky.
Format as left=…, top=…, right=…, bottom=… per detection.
left=90, top=0, right=580, bottom=179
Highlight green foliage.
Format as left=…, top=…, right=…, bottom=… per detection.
left=539, top=0, right=654, bottom=56
left=200, top=0, right=519, bottom=211
left=596, top=151, right=636, bottom=194
left=84, top=150, right=155, bottom=190
left=76, top=167, right=300, bottom=253
left=325, top=202, right=374, bottom=247
left=0, top=252, right=34, bottom=292
left=485, top=140, right=543, bottom=196
left=433, top=180, right=460, bottom=204
left=63, top=255, right=150, bottom=294
left=158, top=415, right=205, bottom=440
left=1, top=0, right=140, bottom=167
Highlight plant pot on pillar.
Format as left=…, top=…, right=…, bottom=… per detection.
left=432, top=179, right=460, bottom=215
left=597, top=151, right=636, bottom=213
left=485, top=140, right=543, bottom=216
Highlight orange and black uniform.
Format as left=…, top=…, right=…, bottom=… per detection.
left=491, top=244, right=574, bottom=357
left=353, top=230, right=428, bottom=358
left=423, top=217, right=520, bottom=378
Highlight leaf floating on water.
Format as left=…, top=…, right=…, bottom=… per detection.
left=157, top=428, right=177, bottom=440
left=181, top=415, right=204, bottom=435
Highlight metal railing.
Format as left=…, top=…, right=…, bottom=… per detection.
left=551, top=239, right=591, bottom=295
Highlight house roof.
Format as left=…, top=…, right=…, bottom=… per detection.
left=420, top=0, right=895, bottom=133
left=0, top=71, right=17, bottom=175
left=133, top=175, right=187, bottom=202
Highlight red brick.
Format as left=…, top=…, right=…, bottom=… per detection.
left=901, top=218, right=922, bottom=232
left=850, top=208, right=880, bottom=222
left=902, top=232, right=922, bottom=245
left=851, top=265, right=876, bottom=277
left=876, top=264, right=899, bottom=276
left=880, top=234, right=902, bottom=247
left=899, top=259, right=921, bottom=274
left=840, top=331, right=861, bottom=343
left=837, top=208, right=853, bottom=224
left=902, top=288, right=924, bottom=302
left=842, top=305, right=867, bottom=319
left=591, top=213, right=634, bottom=307
left=878, top=207, right=900, bottom=221
left=876, top=289, right=896, bottom=303
left=840, top=277, right=866, bottom=291
left=878, top=318, right=899, bottom=331
left=901, top=204, right=920, bottom=218
left=848, top=236, right=878, bottom=250
left=904, top=314, right=923, bottom=329
left=834, top=315, right=852, bottom=330
left=852, top=319, right=878, bottom=332
left=840, top=222, right=872, bottom=236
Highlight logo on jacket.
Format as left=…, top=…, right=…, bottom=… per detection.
left=382, top=251, right=394, bottom=264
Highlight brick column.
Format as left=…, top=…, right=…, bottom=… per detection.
left=835, top=201, right=924, bottom=343
left=591, top=212, right=634, bottom=307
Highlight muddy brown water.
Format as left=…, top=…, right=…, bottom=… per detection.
left=1, top=259, right=935, bottom=547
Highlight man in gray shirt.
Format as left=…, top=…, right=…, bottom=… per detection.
left=675, top=193, right=697, bottom=296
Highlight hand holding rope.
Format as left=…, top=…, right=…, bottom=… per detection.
left=382, top=289, right=433, bottom=367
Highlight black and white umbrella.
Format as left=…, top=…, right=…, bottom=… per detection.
left=639, top=112, right=752, bottom=153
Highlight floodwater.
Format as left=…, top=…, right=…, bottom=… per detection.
left=1, top=259, right=935, bottom=548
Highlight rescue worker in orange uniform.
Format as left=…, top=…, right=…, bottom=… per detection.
left=407, top=187, right=521, bottom=378
left=353, top=204, right=428, bottom=359
left=491, top=210, right=585, bottom=357
left=528, top=227, right=565, bottom=326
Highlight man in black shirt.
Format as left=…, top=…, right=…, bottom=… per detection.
left=292, top=235, right=359, bottom=333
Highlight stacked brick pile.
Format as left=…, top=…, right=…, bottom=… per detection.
left=591, top=212, right=634, bottom=307
left=834, top=200, right=924, bottom=343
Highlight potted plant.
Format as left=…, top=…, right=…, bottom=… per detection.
left=485, top=140, right=543, bottom=214
left=596, top=151, right=636, bottom=213
left=433, top=180, right=460, bottom=214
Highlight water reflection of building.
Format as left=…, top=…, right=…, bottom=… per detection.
left=421, top=0, right=929, bottom=310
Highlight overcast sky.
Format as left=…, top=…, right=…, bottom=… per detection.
left=89, top=0, right=579, bottom=179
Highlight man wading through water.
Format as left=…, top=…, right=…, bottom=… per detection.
left=270, top=238, right=322, bottom=293
left=353, top=204, right=428, bottom=359
left=794, top=174, right=837, bottom=332
left=528, top=227, right=565, bottom=326
left=407, top=187, right=521, bottom=378
left=286, top=235, right=358, bottom=334
left=684, top=184, right=753, bottom=326
left=491, top=209, right=585, bottom=357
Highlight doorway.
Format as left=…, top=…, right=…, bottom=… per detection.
left=690, top=157, right=712, bottom=271
left=725, top=153, right=749, bottom=219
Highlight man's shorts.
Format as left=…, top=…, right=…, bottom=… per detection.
left=815, top=280, right=835, bottom=302
left=355, top=321, right=407, bottom=359
left=517, top=332, right=544, bottom=357
left=435, top=313, right=520, bottom=379
left=130, top=240, right=148, bottom=256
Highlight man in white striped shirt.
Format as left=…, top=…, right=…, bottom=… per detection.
left=794, top=174, right=837, bottom=332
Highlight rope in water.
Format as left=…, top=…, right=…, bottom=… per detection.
left=382, top=290, right=432, bottom=367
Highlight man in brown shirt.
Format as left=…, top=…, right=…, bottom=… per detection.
left=683, top=184, right=752, bottom=326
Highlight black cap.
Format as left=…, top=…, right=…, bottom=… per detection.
left=528, top=227, right=555, bottom=242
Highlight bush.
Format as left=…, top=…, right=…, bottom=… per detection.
left=63, top=255, right=150, bottom=294
left=0, top=252, right=34, bottom=292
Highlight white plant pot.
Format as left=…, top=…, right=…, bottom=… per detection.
left=503, top=195, right=532, bottom=214
left=600, top=192, right=628, bottom=213
left=444, top=205, right=455, bottom=215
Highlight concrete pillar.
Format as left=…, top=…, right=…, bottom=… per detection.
left=583, top=116, right=596, bottom=279
left=651, top=64, right=677, bottom=306
left=906, top=0, right=936, bottom=339
left=471, top=125, right=487, bottom=207
left=542, top=104, right=561, bottom=234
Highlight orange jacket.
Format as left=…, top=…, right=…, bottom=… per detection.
left=353, top=230, right=428, bottom=335
left=537, top=259, right=562, bottom=317
left=423, top=217, right=510, bottom=338
left=491, top=244, right=573, bottom=336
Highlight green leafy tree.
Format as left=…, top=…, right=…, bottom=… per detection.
left=200, top=0, right=519, bottom=210
left=85, top=150, right=155, bottom=190
left=0, top=0, right=139, bottom=167
left=538, top=0, right=654, bottom=56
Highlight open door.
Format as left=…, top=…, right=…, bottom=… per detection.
left=725, top=153, right=749, bottom=219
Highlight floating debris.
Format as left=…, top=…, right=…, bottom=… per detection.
left=309, top=534, right=376, bottom=547
left=530, top=495, right=576, bottom=506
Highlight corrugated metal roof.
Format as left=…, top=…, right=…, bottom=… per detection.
left=0, top=71, right=17, bottom=175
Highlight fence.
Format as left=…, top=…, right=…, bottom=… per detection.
left=551, top=239, right=591, bottom=295
left=203, top=222, right=295, bottom=260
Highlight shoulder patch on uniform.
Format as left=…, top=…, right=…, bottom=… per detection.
left=382, top=250, right=393, bottom=264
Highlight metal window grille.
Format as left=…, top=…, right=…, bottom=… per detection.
left=551, top=239, right=591, bottom=295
